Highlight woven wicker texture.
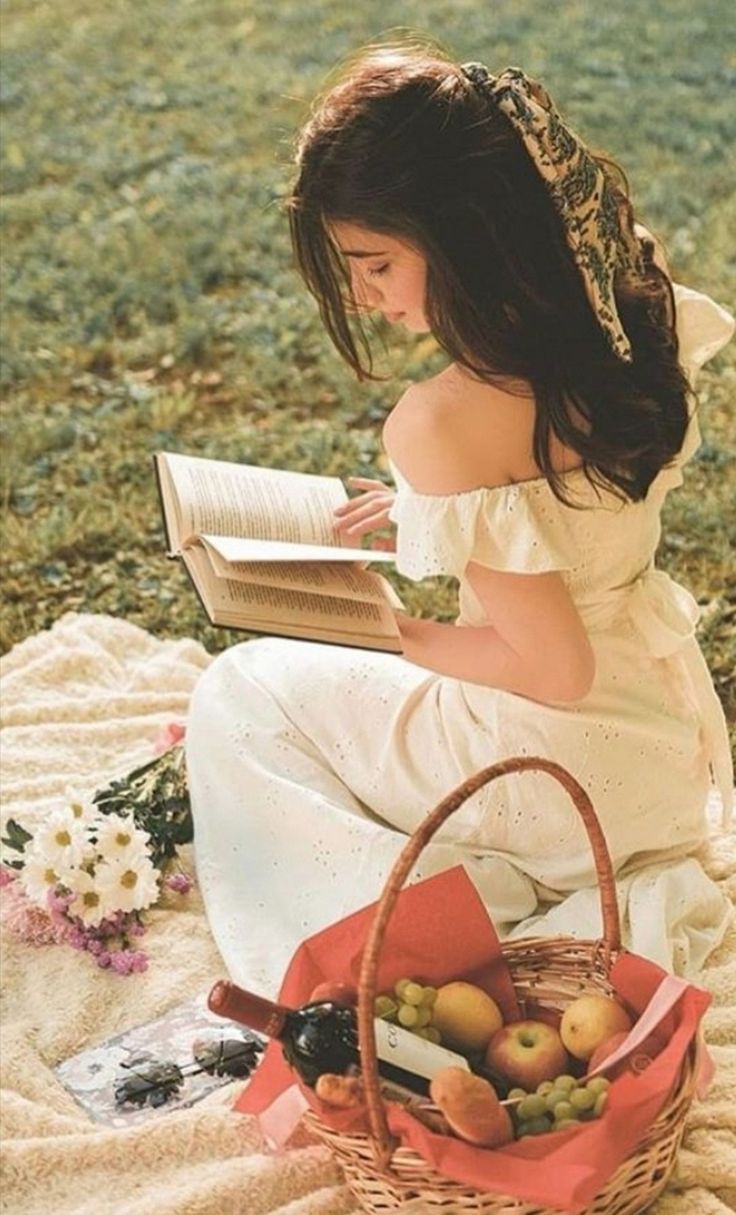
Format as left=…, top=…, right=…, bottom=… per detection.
left=304, top=757, right=698, bottom=1214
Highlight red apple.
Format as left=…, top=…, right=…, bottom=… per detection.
left=587, top=1029, right=630, bottom=1075
left=308, top=980, right=358, bottom=1006
left=587, top=1026, right=666, bottom=1079
left=484, top=1019, right=570, bottom=1091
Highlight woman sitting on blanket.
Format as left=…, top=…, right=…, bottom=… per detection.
left=185, top=37, right=734, bottom=995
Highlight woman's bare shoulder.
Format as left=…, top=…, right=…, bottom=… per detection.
left=383, top=364, right=581, bottom=493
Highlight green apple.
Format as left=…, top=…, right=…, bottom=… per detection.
left=484, top=1019, right=569, bottom=1090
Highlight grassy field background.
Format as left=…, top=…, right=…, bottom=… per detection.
left=1, top=0, right=734, bottom=736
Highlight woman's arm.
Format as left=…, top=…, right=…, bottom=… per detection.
left=384, top=385, right=596, bottom=703
left=395, top=567, right=595, bottom=704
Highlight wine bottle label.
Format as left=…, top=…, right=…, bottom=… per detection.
left=373, top=1019, right=470, bottom=1082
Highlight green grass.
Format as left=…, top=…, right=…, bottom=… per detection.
left=1, top=0, right=734, bottom=739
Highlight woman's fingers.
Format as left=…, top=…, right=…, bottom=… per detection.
left=335, top=506, right=394, bottom=537
left=346, top=477, right=390, bottom=490
left=334, top=496, right=393, bottom=525
left=334, top=489, right=386, bottom=517
left=334, top=491, right=394, bottom=521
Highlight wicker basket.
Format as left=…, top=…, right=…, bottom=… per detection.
left=302, top=756, right=698, bottom=1214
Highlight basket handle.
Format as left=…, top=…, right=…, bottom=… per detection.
left=356, top=755, right=621, bottom=1172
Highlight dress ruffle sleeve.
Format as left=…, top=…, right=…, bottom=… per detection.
left=656, top=283, right=735, bottom=494
left=387, top=461, right=580, bottom=581
left=673, top=282, right=735, bottom=383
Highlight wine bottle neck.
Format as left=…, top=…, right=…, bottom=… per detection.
left=208, top=980, right=290, bottom=1039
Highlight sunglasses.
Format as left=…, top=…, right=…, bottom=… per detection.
left=114, top=1031, right=264, bottom=1109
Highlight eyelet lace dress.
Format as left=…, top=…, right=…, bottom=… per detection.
left=186, top=283, right=734, bottom=996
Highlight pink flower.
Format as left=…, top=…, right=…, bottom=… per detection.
left=153, top=722, right=186, bottom=755
left=129, top=951, right=148, bottom=973
left=126, top=915, right=146, bottom=937
left=109, top=951, right=133, bottom=975
left=0, top=866, right=17, bottom=888
left=164, top=872, right=193, bottom=895
left=47, top=889, right=74, bottom=923
left=0, top=882, right=70, bottom=946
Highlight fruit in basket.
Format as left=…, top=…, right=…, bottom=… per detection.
left=484, top=1020, right=569, bottom=1090
left=308, top=980, right=358, bottom=1007
left=587, top=1029, right=630, bottom=1074
left=429, top=1066, right=514, bottom=1147
left=510, top=1074, right=610, bottom=1138
left=374, top=979, right=442, bottom=1042
left=431, top=982, right=503, bottom=1053
left=560, top=995, right=633, bottom=1061
left=587, top=1026, right=665, bottom=1078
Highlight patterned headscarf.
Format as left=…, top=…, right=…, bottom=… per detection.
left=461, top=63, right=646, bottom=362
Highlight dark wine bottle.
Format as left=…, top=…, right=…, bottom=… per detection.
left=208, top=979, right=470, bottom=1094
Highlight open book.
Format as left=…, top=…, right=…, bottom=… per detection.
left=155, top=451, right=404, bottom=652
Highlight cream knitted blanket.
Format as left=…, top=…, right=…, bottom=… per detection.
left=0, top=613, right=733, bottom=1215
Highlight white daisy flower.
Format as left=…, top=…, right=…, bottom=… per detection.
left=64, top=793, right=98, bottom=829
left=32, top=808, right=91, bottom=872
left=20, top=852, right=64, bottom=906
left=66, top=869, right=110, bottom=927
left=95, top=855, right=159, bottom=913
left=93, top=814, right=151, bottom=866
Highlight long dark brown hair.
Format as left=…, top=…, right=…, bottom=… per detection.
left=286, top=37, right=692, bottom=507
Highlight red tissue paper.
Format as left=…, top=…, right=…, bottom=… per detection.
left=235, top=865, right=711, bottom=1213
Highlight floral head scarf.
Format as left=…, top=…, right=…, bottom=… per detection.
left=461, top=63, right=646, bottom=362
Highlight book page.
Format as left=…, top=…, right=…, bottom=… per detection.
left=199, top=534, right=395, bottom=566
left=202, top=551, right=396, bottom=605
left=182, top=548, right=403, bottom=645
left=159, top=452, right=350, bottom=548
left=214, top=578, right=401, bottom=632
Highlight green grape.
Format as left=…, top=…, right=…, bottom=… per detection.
left=515, top=1121, right=532, bottom=1138
left=416, top=1026, right=437, bottom=1041
left=587, top=1076, right=610, bottom=1096
left=536, top=1080, right=555, bottom=1096
left=544, top=1088, right=569, bottom=1112
left=553, top=1101, right=574, bottom=1122
left=555, top=1117, right=579, bottom=1131
left=394, top=978, right=412, bottom=1000
left=402, top=982, right=425, bottom=1006
left=594, top=1091, right=609, bottom=1117
left=525, top=1116, right=552, bottom=1135
left=518, top=1094, right=547, bottom=1120
left=421, top=985, right=438, bottom=1008
left=415, top=1006, right=432, bottom=1028
left=508, top=1087, right=528, bottom=1101
left=397, top=1003, right=419, bottom=1028
left=570, top=1087, right=596, bottom=1111
left=555, top=1074, right=577, bottom=1091
left=374, top=995, right=398, bottom=1020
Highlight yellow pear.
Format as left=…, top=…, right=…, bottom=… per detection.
left=431, top=982, right=503, bottom=1053
left=560, top=994, right=633, bottom=1061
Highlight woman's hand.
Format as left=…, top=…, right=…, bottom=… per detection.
left=333, top=477, right=397, bottom=549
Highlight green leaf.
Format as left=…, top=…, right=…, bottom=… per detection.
left=1, top=818, right=34, bottom=855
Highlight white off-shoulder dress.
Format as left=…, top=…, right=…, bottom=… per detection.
left=186, top=283, right=734, bottom=996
